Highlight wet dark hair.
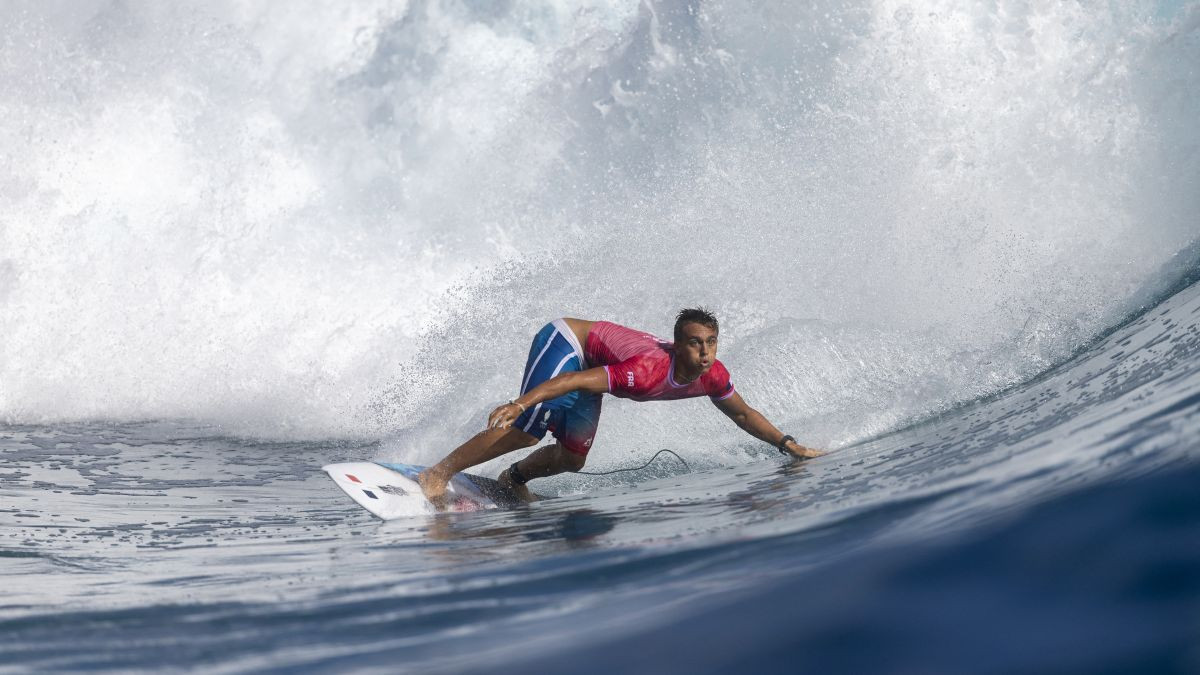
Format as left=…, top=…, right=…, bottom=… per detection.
left=674, top=307, right=719, bottom=343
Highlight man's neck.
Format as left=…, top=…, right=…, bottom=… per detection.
left=673, top=358, right=700, bottom=385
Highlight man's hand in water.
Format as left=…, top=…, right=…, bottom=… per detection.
left=783, top=439, right=825, bottom=459
left=417, top=467, right=451, bottom=510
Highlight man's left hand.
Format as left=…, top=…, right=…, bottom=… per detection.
left=784, top=440, right=825, bottom=459
left=487, top=403, right=524, bottom=430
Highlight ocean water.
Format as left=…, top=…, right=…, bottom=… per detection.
left=2, top=0, right=1199, bottom=672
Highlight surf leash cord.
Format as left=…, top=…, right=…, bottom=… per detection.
left=570, top=448, right=690, bottom=476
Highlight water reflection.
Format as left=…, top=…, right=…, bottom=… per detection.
left=420, top=508, right=618, bottom=559
left=725, top=459, right=813, bottom=515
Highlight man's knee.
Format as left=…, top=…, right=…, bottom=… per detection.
left=557, top=445, right=587, bottom=471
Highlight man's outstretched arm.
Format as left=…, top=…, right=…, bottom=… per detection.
left=487, top=367, right=610, bottom=429
left=714, top=392, right=823, bottom=458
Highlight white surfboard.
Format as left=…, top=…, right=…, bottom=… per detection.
left=323, top=461, right=524, bottom=520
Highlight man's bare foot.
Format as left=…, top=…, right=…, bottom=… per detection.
left=417, top=467, right=451, bottom=511
left=497, top=469, right=537, bottom=503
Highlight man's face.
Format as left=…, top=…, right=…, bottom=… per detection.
left=674, top=321, right=718, bottom=375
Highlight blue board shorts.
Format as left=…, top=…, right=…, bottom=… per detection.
left=513, top=319, right=602, bottom=455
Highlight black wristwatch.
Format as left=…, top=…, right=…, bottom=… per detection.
left=776, top=434, right=795, bottom=455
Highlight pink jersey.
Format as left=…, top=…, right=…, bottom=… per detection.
left=583, top=321, right=736, bottom=403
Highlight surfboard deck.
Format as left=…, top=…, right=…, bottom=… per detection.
left=323, top=461, right=532, bottom=519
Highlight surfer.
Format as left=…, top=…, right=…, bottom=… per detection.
left=418, top=308, right=822, bottom=507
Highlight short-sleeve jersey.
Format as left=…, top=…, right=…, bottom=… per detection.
left=583, top=321, right=736, bottom=402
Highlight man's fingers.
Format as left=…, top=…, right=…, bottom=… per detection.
left=488, top=409, right=516, bottom=430
left=488, top=404, right=520, bottom=429
left=783, top=443, right=825, bottom=460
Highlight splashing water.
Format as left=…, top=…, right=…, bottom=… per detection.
left=1, top=1, right=1197, bottom=455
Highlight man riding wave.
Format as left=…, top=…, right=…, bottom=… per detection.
left=418, top=308, right=822, bottom=507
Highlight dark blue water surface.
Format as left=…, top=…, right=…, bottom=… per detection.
left=3, top=278, right=1200, bottom=673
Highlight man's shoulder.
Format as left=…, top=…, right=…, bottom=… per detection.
left=606, top=349, right=671, bottom=397
left=702, top=360, right=735, bottom=399
left=705, top=359, right=732, bottom=379
left=625, top=348, right=671, bottom=369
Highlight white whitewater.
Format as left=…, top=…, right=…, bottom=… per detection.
left=0, top=1, right=1196, bottom=470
